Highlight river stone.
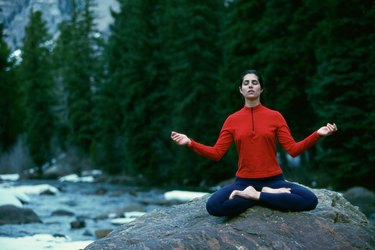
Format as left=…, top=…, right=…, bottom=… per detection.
left=0, top=205, right=42, bottom=225
left=70, top=219, right=86, bottom=229
left=95, top=229, right=113, bottom=239
left=51, top=209, right=75, bottom=216
left=84, top=188, right=375, bottom=250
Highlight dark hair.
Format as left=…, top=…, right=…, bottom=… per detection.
left=239, top=69, right=264, bottom=89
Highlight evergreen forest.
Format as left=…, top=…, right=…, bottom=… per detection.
left=0, top=0, right=374, bottom=190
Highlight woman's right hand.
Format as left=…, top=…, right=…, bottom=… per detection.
left=171, top=131, right=192, bottom=146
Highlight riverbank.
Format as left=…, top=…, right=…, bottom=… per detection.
left=0, top=175, right=208, bottom=250
left=1, top=173, right=374, bottom=250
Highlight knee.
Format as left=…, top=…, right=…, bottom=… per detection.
left=302, top=192, right=318, bottom=211
left=308, top=194, right=318, bottom=210
left=206, top=199, right=225, bottom=217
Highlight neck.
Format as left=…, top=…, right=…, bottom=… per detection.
left=244, top=98, right=260, bottom=108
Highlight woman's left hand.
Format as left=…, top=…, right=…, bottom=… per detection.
left=317, top=123, right=338, bottom=137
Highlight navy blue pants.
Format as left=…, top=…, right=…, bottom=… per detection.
left=206, top=174, right=318, bottom=217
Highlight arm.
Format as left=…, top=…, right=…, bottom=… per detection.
left=277, top=113, right=338, bottom=157
left=278, top=127, right=321, bottom=158
left=170, top=120, right=233, bottom=161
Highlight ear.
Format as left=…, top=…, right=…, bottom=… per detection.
left=239, top=86, right=243, bottom=94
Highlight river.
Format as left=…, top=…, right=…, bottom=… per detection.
left=0, top=177, right=193, bottom=249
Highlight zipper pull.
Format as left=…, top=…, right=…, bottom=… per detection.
left=251, top=107, right=256, bottom=138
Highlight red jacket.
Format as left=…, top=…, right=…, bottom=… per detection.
left=188, top=104, right=321, bottom=178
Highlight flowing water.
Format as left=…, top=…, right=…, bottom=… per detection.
left=0, top=178, right=169, bottom=249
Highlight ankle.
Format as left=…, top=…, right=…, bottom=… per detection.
left=253, top=190, right=261, bottom=200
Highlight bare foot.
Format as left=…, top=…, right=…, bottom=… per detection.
left=261, top=187, right=291, bottom=194
left=229, top=186, right=260, bottom=200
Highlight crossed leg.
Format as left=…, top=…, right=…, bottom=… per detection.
left=206, top=178, right=318, bottom=216
left=229, top=186, right=291, bottom=200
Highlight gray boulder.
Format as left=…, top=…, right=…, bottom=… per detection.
left=85, top=189, right=375, bottom=250
left=0, top=205, right=42, bottom=225
left=343, top=186, right=375, bottom=217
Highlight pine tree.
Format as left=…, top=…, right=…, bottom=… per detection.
left=95, top=0, right=135, bottom=175
left=307, top=0, right=375, bottom=189
left=53, top=0, right=102, bottom=171
left=20, top=10, right=56, bottom=174
left=51, top=20, right=71, bottom=152
left=102, top=0, right=171, bottom=180
left=0, top=24, right=22, bottom=152
left=161, top=0, right=224, bottom=185
left=92, top=0, right=130, bottom=174
left=219, top=0, right=266, bottom=116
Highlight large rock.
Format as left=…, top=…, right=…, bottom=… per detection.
left=0, top=205, right=42, bottom=225
left=85, top=189, right=375, bottom=250
left=343, top=186, right=375, bottom=217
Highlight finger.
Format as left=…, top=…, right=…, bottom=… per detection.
left=172, top=134, right=181, bottom=140
left=172, top=136, right=181, bottom=142
left=327, top=124, right=335, bottom=131
left=330, top=125, right=336, bottom=132
left=327, top=123, right=337, bottom=131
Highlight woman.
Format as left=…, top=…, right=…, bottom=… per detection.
left=171, top=69, right=337, bottom=217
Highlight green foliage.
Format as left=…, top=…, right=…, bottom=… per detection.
left=52, top=0, right=102, bottom=165
left=306, top=0, right=375, bottom=189
left=0, top=24, right=23, bottom=153
left=1, top=0, right=373, bottom=189
left=101, top=0, right=172, bottom=179
left=160, top=0, right=225, bottom=185
left=19, top=10, right=56, bottom=173
left=93, top=0, right=134, bottom=174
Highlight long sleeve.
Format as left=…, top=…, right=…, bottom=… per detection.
left=277, top=114, right=321, bottom=157
left=187, top=120, right=233, bottom=161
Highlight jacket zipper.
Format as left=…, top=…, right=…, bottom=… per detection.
left=251, top=107, right=255, bottom=137
left=252, top=108, right=255, bottom=131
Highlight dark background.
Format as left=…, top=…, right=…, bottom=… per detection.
left=0, top=0, right=374, bottom=190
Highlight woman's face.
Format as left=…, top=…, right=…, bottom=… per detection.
left=239, top=73, right=263, bottom=100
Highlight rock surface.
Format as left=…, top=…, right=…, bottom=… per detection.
left=0, top=0, right=119, bottom=50
left=85, top=188, right=375, bottom=250
left=0, top=205, right=42, bottom=225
